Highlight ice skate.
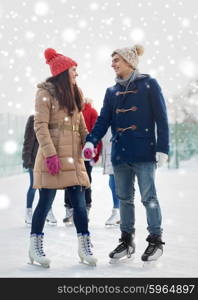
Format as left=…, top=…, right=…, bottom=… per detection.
left=25, top=208, right=32, bottom=225
left=46, top=208, right=57, bottom=225
left=78, top=234, right=97, bottom=266
left=28, top=234, right=50, bottom=268
left=105, top=208, right=120, bottom=226
left=109, top=232, right=135, bottom=264
left=63, top=207, right=73, bottom=224
left=141, top=234, right=165, bottom=264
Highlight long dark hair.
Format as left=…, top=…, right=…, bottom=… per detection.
left=46, top=70, right=83, bottom=115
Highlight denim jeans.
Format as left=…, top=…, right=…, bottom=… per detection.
left=31, top=186, right=89, bottom=235
left=113, top=162, right=162, bottom=236
left=109, top=174, right=120, bottom=209
left=26, top=168, right=36, bottom=208
left=64, top=161, right=93, bottom=208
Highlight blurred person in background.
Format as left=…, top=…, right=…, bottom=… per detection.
left=102, top=127, right=120, bottom=226
left=22, top=114, right=57, bottom=226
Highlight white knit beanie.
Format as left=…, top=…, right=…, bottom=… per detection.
left=112, top=44, right=144, bottom=69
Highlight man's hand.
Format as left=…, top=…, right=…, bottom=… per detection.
left=156, top=152, right=168, bottom=167
left=82, top=142, right=95, bottom=160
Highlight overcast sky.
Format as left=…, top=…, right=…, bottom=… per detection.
left=0, top=0, right=198, bottom=115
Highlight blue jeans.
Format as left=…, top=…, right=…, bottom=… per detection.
left=113, top=162, right=162, bottom=236
left=109, top=174, right=120, bottom=209
left=31, top=186, right=89, bottom=235
left=26, top=169, right=36, bottom=208
left=64, top=161, right=93, bottom=208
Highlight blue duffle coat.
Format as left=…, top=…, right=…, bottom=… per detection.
left=87, top=74, right=169, bottom=165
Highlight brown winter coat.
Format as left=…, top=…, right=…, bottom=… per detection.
left=33, top=82, right=90, bottom=189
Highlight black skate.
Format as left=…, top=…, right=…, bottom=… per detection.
left=109, top=232, right=135, bottom=264
left=141, top=234, right=165, bottom=265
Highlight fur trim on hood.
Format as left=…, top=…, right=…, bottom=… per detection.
left=37, top=81, right=56, bottom=97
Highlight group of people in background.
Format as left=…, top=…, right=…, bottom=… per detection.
left=21, top=43, right=169, bottom=268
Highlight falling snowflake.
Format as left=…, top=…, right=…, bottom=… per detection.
left=181, top=18, right=190, bottom=27
left=67, top=157, right=74, bottom=164
left=78, top=20, right=87, bottom=29
left=15, top=49, right=25, bottom=57
left=0, top=194, right=10, bottom=210
left=179, top=60, right=197, bottom=77
left=122, top=17, right=131, bottom=27
left=34, top=2, right=49, bottom=16
left=3, top=140, right=18, bottom=154
left=62, top=28, right=77, bottom=43
left=97, top=46, right=112, bottom=62
left=130, top=28, right=145, bottom=42
left=25, top=31, right=35, bottom=40
left=8, top=129, right=14, bottom=135
left=89, top=2, right=99, bottom=11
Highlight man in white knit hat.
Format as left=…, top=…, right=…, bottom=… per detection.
left=82, top=44, right=169, bottom=264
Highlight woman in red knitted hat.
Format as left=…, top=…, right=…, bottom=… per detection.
left=28, top=48, right=97, bottom=267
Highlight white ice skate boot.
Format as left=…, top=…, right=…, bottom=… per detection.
left=109, top=232, right=135, bottom=264
left=46, top=208, right=57, bottom=225
left=105, top=208, right=120, bottom=226
left=63, top=207, right=73, bottom=224
left=25, top=208, right=32, bottom=225
left=29, top=234, right=50, bottom=268
left=78, top=234, right=97, bottom=266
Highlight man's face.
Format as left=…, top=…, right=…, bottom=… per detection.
left=111, top=53, right=132, bottom=78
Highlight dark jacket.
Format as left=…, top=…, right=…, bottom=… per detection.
left=22, top=115, right=39, bottom=169
left=86, top=74, right=169, bottom=165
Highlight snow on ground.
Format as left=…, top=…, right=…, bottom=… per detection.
left=0, top=159, right=197, bottom=278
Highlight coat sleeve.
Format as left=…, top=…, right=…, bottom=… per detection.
left=22, top=115, right=36, bottom=168
left=86, top=88, right=112, bottom=147
left=149, top=78, right=169, bottom=154
left=79, top=112, right=89, bottom=145
left=34, top=89, right=57, bottom=158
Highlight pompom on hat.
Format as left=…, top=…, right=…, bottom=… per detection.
left=112, top=44, right=144, bottom=69
left=44, top=48, right=77, bottom=76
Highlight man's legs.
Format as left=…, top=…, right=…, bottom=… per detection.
left=134, top=162, right=162, bottom=236
left=113, top=163, right=135, bottom=234
left=134, top=162, right=164, bottom=261
left=109, top=163, right=136, bottom=261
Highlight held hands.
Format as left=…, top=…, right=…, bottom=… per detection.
left=45, top=154, right=61, bottom=175
left=156, top=152, right=168, bottom=168
left=82, top=142, right=96, bottom=160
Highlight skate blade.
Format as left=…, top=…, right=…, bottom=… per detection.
left=27, top=261, right=50, bottom=268
left=46, top=221, right=57, bottom=226
left=109, top=255, right=135, bottom=264
left=105, top=223, right=120, bottom=227
left=142, top=260, right=157, bottom=269
left=25, top=222, right=31, bottom=227
left=79, top=260, right=97, bottom=267
left=64, top=222, right=73, bottom=226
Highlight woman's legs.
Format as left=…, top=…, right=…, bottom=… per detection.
left=67, top=186, right=89, bottom=235
left=31, top=188, right=56, bottom=234
left=84, top=161, right=93, bottom=209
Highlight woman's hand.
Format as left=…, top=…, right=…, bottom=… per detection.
left=45, top=155, right=61, bottom=175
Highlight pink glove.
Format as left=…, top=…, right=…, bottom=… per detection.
left=45, top=155, right=61, bottom=175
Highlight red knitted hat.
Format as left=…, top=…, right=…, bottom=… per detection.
left=44, top=48, right=77, bottom=76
